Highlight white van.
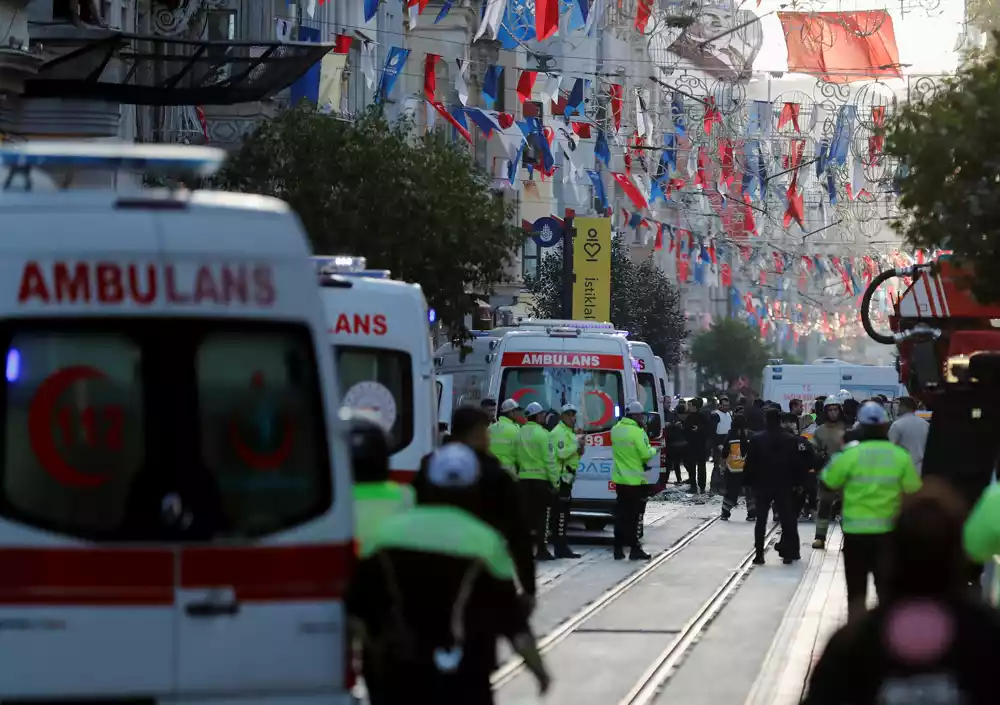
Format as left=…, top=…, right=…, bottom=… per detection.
left=762, top=358, right=904, bottom=410
left=485, top=321, right=645, bottom=527
left=434, top=328, right=517, bottom=410
left=316, top=256, right=435, bottom=482
left=0, top=144, right=354, bottom=704
left=629, top=341, right=663, bottom=479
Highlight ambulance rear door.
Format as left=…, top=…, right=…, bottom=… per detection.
left=323, top=276, right=432, bottom=481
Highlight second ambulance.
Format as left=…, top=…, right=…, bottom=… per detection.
left=485, top=320, right=645, bottom=529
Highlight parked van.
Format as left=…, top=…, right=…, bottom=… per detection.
left=0, top=143, right=355, bottom=703
left=316, top=256, right=436, bottom=482
left=762, top=358, right=904, bottom=410
left=485, top=320, right=653, bottom=528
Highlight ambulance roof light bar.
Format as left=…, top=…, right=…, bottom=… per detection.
left=312, top=256, right=391, bottom=279
left=518, top=319, right=615, bottom=330
left=0, top=142, right=226, bottom=192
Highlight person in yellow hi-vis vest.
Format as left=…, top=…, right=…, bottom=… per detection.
left=549, top=403, right=585, bottom=559
left=489, top=398, right=523, bottom=477
left=611, top=400, right=656, bottom=561
left=517, top=402, right=558, bottom=562
left=347, top=411, right=415, bottom=555
left=964, top=482, right=1000, bottom=589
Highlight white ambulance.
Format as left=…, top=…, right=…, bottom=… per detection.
left=434, top=328, right=518, bottom=409
left=762, top=358, right=904, bottom=410
left=0, top=144, right=354, bottom=704
left=316, top=256, right=435, bottom=483
left=485, top=320, right=646, bottom=529
left=653, top=355, right=672, bottom=407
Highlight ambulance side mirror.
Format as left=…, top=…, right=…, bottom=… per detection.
left=645, top=412, right=662, bottom=439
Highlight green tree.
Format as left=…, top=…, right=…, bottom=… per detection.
left=886, top=32, right=1000, bottom=304
left=525, top=234, right=687, bottom=365
left=215, top=105, right=522, bottom=327
left=690, top=317, right=771, bottom=388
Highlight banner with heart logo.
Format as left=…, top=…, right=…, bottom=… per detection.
left=572, top=216, right=611, bottom=323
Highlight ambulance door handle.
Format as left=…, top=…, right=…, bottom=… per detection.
left=185, top=598, right=240, bottom=618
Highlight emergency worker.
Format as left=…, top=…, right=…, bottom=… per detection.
left=812, top=395, right=849, bottom=550
left=489, top=399, right=522, bottom=476
left=611, top=400, right=656, bottom=560
left=517, top=402, right=558, bottom=561
left=549, top=403, right=583, bottom=559
left=743, top=408, right=804, bottom=565
left=963, top=482, right=1000, bottom=573
left=348, top=444, right=551, bottom=705
left=821, top=402, right=921, bottom=619
left=720, top=412, right=754, bottom=521
left=414, top=406, right=536, bottom=612
left=802, top=480, right=1000, bottom=705
left=781, top=412, right=820, bottom=521
left=349, top=412, right=415, bottom=554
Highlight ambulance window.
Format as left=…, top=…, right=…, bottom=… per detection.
left=2, top=332, right=144, bottom=536
left=335, top=347, right=413, bottom=452
left=196, top=332, right=330, bottom=538
left=637, top=373, right=658, bottom=413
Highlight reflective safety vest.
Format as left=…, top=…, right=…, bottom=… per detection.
left=551, top=421, right=580, bottom=485
left=516, top=421, right=557, bottom=485
left=725, top=438, right=746, bottom=472
left=821, top=440, right=921, bottom=534
left=489, top=416, right=520, bottom=474
left=964, top=483, right=1000, bottom=564
left=353, top=480, right=416, bottom=554
left=610, top=417, right=655, bottom=486
left=361, top=505, right=515, bottom=580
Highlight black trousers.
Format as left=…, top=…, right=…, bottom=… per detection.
left=667, top=454, right=684, bottom=482
left=685, top=454, right=708, bottom=492
left=753, top=488, right=799, bottom=559
left=548, top=479, right=573, bottom=548
left=814, top=484, right=841, bottom=541
left=722, top=470, right=746, bottom=517
left=520, top=478, right=552, bottom=553
left=614, top=484, right=646, bottom=549
left=842, top=532, right=887, bottom=619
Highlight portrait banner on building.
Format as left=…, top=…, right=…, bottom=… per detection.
left=572, top=216, right=612, bottom=323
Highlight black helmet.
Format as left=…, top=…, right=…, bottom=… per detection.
left=342, top=409, right=391, bottom=483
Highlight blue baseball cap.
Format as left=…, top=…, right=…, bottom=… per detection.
left=858, top=401, right=889, bottom=426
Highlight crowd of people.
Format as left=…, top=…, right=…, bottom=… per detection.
left=345, top=388, right=1000, bottom=705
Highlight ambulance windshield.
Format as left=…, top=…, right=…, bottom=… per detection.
left=637, top=372, right=658, bottom=413
left=499, top=367, right=624, bottom=432
left=335, top=347, right=413, bottom=452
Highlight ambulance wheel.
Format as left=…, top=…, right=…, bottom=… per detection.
left=584, top=518, right=608, bottom=532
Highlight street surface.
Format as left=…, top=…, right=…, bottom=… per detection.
left=493, top=492, right=851, bottom=705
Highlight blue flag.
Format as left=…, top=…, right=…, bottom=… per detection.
left=376, top=47, right=410, bottom=103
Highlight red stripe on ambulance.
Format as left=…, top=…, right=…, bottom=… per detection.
left=17, top=261, right=276, bottom=307
left=501, top=352, right=624, bottom=369
left=180, top=543, right=354, bottom=602
left=0, top=547, right=174, bottom=606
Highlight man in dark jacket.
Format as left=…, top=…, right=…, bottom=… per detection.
left=414, top=405, right=536, bottom=612
left=683, top=398, right=711, bottom=494
left=743, top=408, right=805, bottom=565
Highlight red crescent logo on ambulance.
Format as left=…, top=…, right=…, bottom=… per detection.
left=584, top=390, right=614, bottom=427
left=28, top=366, right=113, bottom=488
left=229, top=371, right=295, bottom=471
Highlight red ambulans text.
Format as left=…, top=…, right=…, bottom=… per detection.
left=500, top=352, right=625, bottom=370
left=329, top=313, right=388, bottom=336
left=17, top=261, right=276, bottom=307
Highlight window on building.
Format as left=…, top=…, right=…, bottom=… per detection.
left=522, top=236, right=539, bottom=281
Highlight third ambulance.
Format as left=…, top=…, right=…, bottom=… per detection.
left=629, top=340, right=664, bottom=483
left=485, top=320, right=644, bottom=528
left=0, top=144, right=354, bottom=704
left=316, top=256, right=436, bottom=483
left=762, top=358, right=904, bottom=410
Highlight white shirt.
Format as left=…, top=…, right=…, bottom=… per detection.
left=713, top=409, right=732, bottom=435
left=888, top=412, right=930, bottom=475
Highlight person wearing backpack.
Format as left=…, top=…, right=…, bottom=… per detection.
left=348, top=443, right=550, bottom=705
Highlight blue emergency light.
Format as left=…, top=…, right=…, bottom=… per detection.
left=312, top=256, right=391, bottom=279
left=0, top=142, right=226, bottom=179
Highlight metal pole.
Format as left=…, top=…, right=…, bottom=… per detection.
left=562, top=216, right=576, bottom=318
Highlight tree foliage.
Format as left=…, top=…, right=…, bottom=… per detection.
left=690, top=317, right=771, bottom=388
left=215, top=105, right=523, bottom=327
left=525, top=234, right=687, bottom=365
left=886, top=31, right=1000, bottom=303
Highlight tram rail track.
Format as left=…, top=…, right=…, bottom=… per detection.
left=616, top=523, right=782, bottom=705
left=492, top=514, right=724, bottom=689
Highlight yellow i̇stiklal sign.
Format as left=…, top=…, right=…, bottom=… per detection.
left=572, top=217, right=611, bottom=323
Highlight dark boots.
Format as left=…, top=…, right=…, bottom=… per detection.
left=552, top=502, right=580, bottom=559
left=536, top=505, right=555, bottom=561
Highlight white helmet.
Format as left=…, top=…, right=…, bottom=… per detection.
left=499, top=398, right=519, bottom=413
left=625, top=400, right=645, bottom=415
left=823, top=395, right=842, bottom=407
left=561, top=403, right=578, bottom=413
left=835, top=389, right=853, bottom=402
left=525, top=402, right=544, bottom=416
